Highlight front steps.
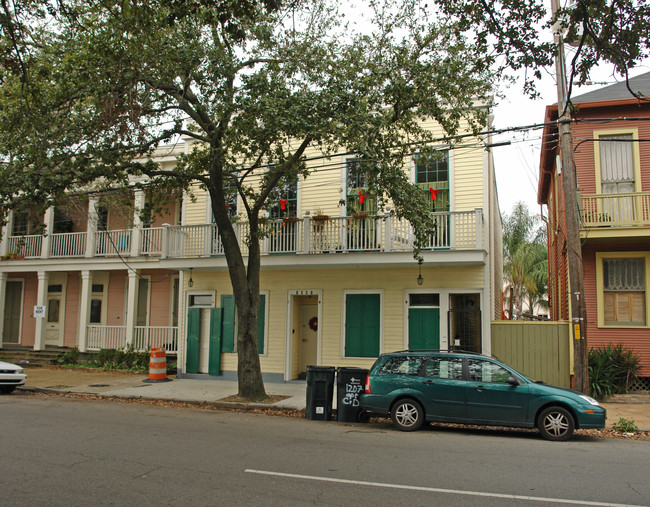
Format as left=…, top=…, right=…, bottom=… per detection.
left=0, top=346, right=66, bottom=367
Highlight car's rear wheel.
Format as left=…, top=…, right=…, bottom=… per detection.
left=0, top=386, right=16, bottom=394
left=391, top=399, right=424, bottom=431
left=537, top=406, right=575, bottom=441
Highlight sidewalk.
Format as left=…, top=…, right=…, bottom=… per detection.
left=19, top=367, right=308, bottom=410
left=16, top=367, right=650, bottom=430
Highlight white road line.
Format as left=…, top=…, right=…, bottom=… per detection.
left=245, top=469, right=642, bottom=507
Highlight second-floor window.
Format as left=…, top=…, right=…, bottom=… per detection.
left=415, top=151, right=449, bottom=212
left=269, top=181, right=298, bottom=219
left=346, top=159, right=376, bottom=215
left=599, top=134, right=635, bottom=194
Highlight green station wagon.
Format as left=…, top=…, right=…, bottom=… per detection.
left=360, top=351, right=606, bottom=441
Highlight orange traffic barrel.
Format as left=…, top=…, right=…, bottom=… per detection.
left=144, top=348, right=172, bottom=383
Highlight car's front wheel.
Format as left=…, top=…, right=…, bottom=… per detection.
left=0, top=386, right=16, bottom=394
left=391, top=399, right=424, bottom=431
left=537, top=406, right=575, bottom=441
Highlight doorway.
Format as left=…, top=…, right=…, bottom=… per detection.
left=407, top=293, right=440, bottom=350
left=45, top=274, right=67, bottom=347
left=299, top=304, right=318, bottom=373
left=3, top=280, right=23, bottom=344
left=286, top=291, right=321, bottom=380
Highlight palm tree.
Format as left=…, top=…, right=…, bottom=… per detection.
left=503, top=202, right=548, bottom=319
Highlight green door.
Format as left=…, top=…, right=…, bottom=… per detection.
left=408, top=308, right=440, bottom=350
left=208, top=308, right=222, bottom=375
left=186, top=308, right=200, bottom=374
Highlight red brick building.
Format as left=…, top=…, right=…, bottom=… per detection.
left=538, top=72, right=650, bottom=388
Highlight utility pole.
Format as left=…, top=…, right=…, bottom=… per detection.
left=551, top=0, right=589, bottom=393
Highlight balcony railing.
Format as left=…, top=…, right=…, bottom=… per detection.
left=96, top=229, right=132, bottom=257
left=7, top=234, right=42, bottom=258
left=3, top=209, right=483, bottom=261
left=580, top=192, right=650, bottom=228
left=51, top=232, right=87, bottom=257
left=87, top=325, right=178, bottom=354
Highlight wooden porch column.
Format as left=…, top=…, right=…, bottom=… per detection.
left=130, top=190, right=144, bottom=257
left=125, top=269, right=139, bottom=346
left=0, top=272, right=7, bottom=344
left=41, top=207, right=54, bottom=259
left=0, top=210, right=13, bottom=257
left=77, top=270, right=92, bottom=352
left=475, top=208, right=483, bottom=250
left=383, top=212, right=392, bottom=252
left=302, top=215, right=311, bottom=254
left=86, top=197, right=99, bottom=258
left=34, top=271, right=49, bottom=350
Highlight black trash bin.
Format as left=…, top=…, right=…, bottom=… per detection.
left=305, top=366, right=335, bottom=420
left=336, top=367, right=369, bottom=422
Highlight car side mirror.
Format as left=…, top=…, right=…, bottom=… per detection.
left=506, top=376, right=521, bottom=386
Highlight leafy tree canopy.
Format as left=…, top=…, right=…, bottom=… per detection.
left=0, top=0, right=497, bottom=398
left=1, top=0, right=647, bottom=398
left=437, top=0, right=650, bottom=99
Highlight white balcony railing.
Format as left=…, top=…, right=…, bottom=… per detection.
left=140, top=227, right=163, bottom=256
left=95, top=229, right=133, bottom=257
left=7, top=234, right=42, bottom=258
left=3, top=210, right=483, bottom=261
left=581, top=192, right=650, bottom=228
left=50, top=232, right=87, bottom=257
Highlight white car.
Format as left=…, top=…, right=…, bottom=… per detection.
left=0, top=361, right=27, bottom=394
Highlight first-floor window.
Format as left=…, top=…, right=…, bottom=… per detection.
left=603, top=257, right=645, bottom=325
left=344, top=293, right=380, bottom=357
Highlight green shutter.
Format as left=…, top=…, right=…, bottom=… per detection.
left=257, top=294, right=266, bottom=354
left=221, top=295, right=235, bottom=353
left=208, top=308, right=222, bottom=375
left=345, top=294, right=380, bottom=357
left=186, top=308, right=200, bottom=374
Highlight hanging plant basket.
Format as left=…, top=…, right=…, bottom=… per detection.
left=283, top=217, right=301, bottom=224
left=352, top=212, right=370, bottom=219
left=312, top=215, right=329, bottom=223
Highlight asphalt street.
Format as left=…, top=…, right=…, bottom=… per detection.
left=2, top=395, right=649, bottom=506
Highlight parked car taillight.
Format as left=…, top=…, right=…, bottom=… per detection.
left=364, top=374, right=371, bottom=394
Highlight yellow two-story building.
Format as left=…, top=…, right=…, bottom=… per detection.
left=0, top=118, right=503, bottom=382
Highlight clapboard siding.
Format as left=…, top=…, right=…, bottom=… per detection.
left=184, top=264, right=486, bottom=375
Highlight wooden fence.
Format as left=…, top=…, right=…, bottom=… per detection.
left=491, top=321, right=571, bottom=388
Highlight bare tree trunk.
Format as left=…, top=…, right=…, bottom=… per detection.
left=209, top=190, right=267, bottom=400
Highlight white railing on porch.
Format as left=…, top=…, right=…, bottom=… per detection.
left=7, top=234, right=42, bottom=258
left=165, top=223, right=221, bottom=258
left=133, top=326, right=178, bottom=354
left=50, top=232, right=87, bottom=257
left=140, top=227, right=163, bottom=256
left=87, top=325, right=127, bottom=350
left=87, top=325, right=178, bottom=354
left=95, top=229, right=133, bottom=257
left=3, top=209, right=483, bottom=261
left=580, top=192, right=650, bottom=228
